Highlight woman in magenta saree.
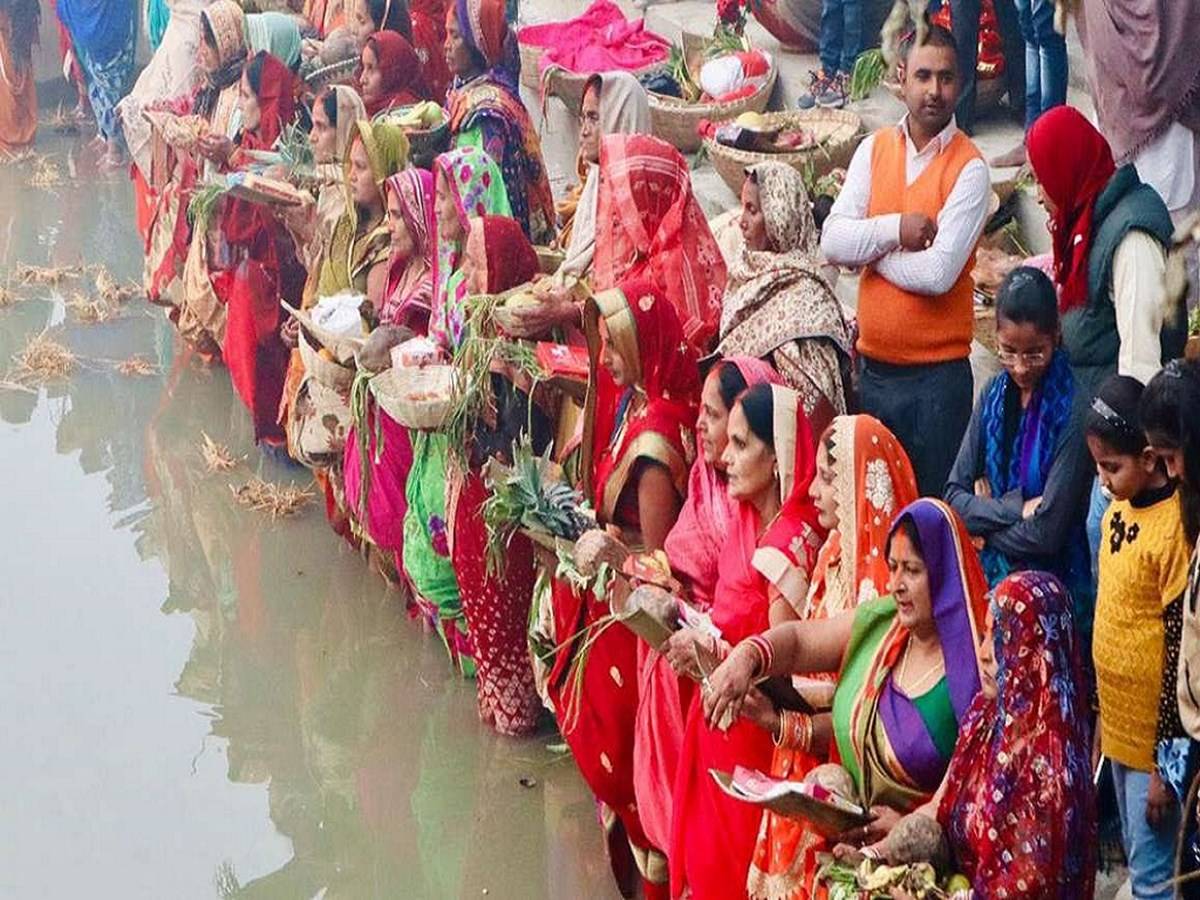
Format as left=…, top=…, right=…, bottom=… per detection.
left=666, top=382, right=826, bottom=900
left=342, top=169, right=437, bottom=565
left=632, top=357, right=783, bottom=858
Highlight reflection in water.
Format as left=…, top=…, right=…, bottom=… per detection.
left=0, top=136, right=610, bottom=898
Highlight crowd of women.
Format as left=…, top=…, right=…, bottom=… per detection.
left=13, top=0, right=1200, bottom=895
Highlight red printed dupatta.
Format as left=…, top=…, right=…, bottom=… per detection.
left=583, top=278, right=701, bottom=525
left=362, top=32, right=433, bottom=117
left=939, top=571, right=1096, bottom=897
left=593, top=134, right=726, bottom=351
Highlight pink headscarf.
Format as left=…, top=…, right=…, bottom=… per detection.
left=662, top=355, right=782, bottom=608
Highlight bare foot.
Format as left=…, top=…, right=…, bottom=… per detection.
left=98, top=150, right=127, bottom=171
left=990, top=142, right=1026, bottom=168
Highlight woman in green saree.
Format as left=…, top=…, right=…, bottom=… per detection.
left=703, top=497, right=988, bottom=845
left=401, top=145, right=511, bottom=676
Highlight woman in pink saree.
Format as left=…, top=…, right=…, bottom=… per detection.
left=342, top=169, right=437, bottom=568
left=633, top=356, right=783, bottom=855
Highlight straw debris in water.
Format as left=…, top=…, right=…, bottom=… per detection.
left=46, top=104, right=81, bottom=136
left=199, top=432, right=240, bottom=473
left=0, top=148, right=34, bottom=166
left=231, top=477, right=315, bottom=519
left=12, top=331, right=75, bottom=382
left=0, top=284, right=19, bottom=308
left=28, top=155, right=64, bottom=189
left=117, top=356, right=157, bottom=377
left=66, top=291, right=118, bottom=323
left=93, top=266, right=140, bottom=304
left=14, top=263, right=85, bottom=286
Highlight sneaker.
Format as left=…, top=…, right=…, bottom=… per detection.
left=797, top=70, right=832, bottom=110
left=815, top=72, right=848, bottom=109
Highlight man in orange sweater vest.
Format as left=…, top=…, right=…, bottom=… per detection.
left=821, top=24, right=990, bottom=496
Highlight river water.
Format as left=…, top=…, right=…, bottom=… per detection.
left=0, top=136, right=613, bottom=899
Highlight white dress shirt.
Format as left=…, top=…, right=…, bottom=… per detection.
left=821, top=116, right=992, bottom=297
left=1111, top=229, right=1169, bottom=384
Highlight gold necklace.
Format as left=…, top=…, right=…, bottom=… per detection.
left=897, top=642, right=945, bottom=696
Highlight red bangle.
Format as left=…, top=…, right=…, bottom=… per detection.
left=775, top=711, right=812, bottom=751
left=747, top=633, right=775, bottom=677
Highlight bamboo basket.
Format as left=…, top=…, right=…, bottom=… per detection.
left=649, top=66, right=778, bottom=154
left=281, top=300, right=365, bottom=365
left=299, top=329, right=355, bottom=393
left=704, top=108, right=862, bottom=198
left=303, top=57, right=359, bottom=91
left=519, top=40, right=544, bottom=92
left=375, top=106, right=451, bottom=170
left=535, top=245, right=565, bottom=275
left=542, top=61, right=669, bottom=115
left=404, top=120, right=450, bottom=170
left=368, top=364, right=457, bottom=430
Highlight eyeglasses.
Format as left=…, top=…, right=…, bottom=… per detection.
left=996, top=348, right=1050, bottom=367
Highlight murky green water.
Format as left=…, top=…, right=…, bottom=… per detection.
left=0, top=135, right=612, bottom=899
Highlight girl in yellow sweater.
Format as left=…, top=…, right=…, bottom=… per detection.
left=1087, top=374, right=1191, bottom=899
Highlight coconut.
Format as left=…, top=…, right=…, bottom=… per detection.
left=879, top=813, right=950, bottom=872
left=803, top=763, right=856, bottom=800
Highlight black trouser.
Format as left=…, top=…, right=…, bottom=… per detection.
left=933, top=0, right=1026, bottom=134
left=859, top=356, right=973, bottom=497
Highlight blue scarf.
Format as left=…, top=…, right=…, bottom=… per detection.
left=56, top=0, right=135, bottom=63
left=979, top=350, right=1095, bottom=632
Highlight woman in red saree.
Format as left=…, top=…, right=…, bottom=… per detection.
left=449, top=215, right=548, bottom=736
left=548, top=278, right=700, bottom=898
left=359, top=30, right=432, bottom=117
left=663, top=382, right=826, bottom=900
left=592, top=133, right=727, bottom=351
left=746, top=414, right=918, bottom=900
left=210, top=50, right=302, bottom=444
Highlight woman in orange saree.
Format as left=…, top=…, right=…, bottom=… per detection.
left=746, top=414, right=918, bottom=900
left=547, top=277, right=700, bottom=899
left=0, top=0, right=38, bottom=154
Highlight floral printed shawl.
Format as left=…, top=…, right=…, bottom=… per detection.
left=719, top=161, right=851, bottom=418
left=429, top=145, right=511, bottom=349
left=939, top=571, right=1096, bottom=897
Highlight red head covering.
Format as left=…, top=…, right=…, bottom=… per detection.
left=242, top=49, right=296, bottom=151
left=1026, top=105, right=1116, bottom=313
left=664, top=357, right=784, bottom=608
left=453, top=0, right=509, bottom=69
left=594, top=133, right=726, bottom=351
left=465, top=214, right=539, bottom=293
left=588, top=277, right=701, bottom=523
left=363, top=31, right=433, bottom=116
